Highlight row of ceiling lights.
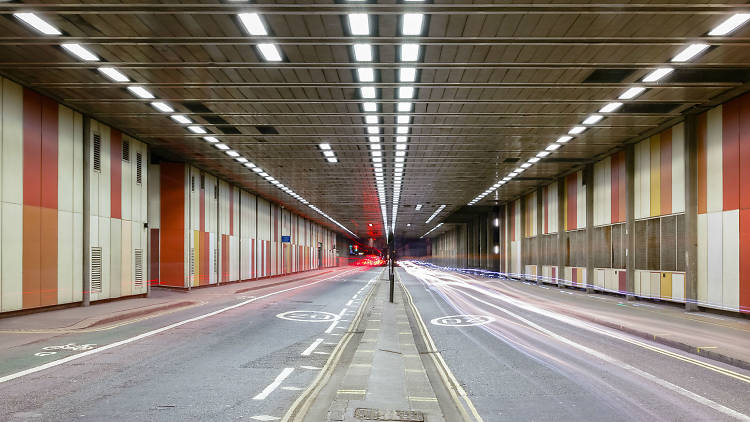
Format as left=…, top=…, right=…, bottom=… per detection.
left=466, top=12, right=750, bottom=208
left=344, top=6, right=389, bottom=238
left=13, top=11, right=356, bottom=238
left=392, top=12, right=426, bottom=235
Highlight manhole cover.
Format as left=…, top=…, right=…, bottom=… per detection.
left=353, top=408, right=424, bottom=421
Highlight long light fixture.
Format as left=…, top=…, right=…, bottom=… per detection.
left=671, top=43, right=710, bottom=62
left=13, top=13, right=61, bottom=35
left=425, top=205, right=446, bottom=224
left=61, top=43, right=99, bottom=61
left=420, top=223, right=443, bottom=239
left=642, top=67, right=673, bottom=82
left=708, top=14, right=750, bottom=36
left=98, top=67, right=129, bottom=82
left=127, top=86, right=155, bottom=99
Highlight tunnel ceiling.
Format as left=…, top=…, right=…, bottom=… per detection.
left=1, top=2, right=749, bottom=240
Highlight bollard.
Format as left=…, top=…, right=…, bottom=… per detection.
left=389, top=259, right=395, bottom=303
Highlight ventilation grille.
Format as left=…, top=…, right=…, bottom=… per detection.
left=93, top=133, right=102, bottom=172
left=122, top=140, right=130, bottom=162
left=190, top=248, right=195, bottom=279
left=134, top=249, right=144, bottom=288
left=191, top=176, right=195, bottom=192
left=136, top=152, right=143, bottom=184
left=91, top=247, right=103, bottom=292
left=200, top=174, right=205, bottom=190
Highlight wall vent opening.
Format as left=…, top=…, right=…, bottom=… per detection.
left=122, top=140, right=130, bottom=162
left=91, top=247, right=103, bottom=292
left=136, top=152, right=143, bottom=184
left=134, top=249, right=144, bottom=288
left=93, top=133, right=102, bottom=172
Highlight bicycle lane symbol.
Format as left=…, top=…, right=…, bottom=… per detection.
left=34, top=343, right=97, bottom=357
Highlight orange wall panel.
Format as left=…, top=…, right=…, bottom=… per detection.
left=697, top=113, right=707, bottom=214
left=159, top=162, right=186, bottom=287
left=110, top=130, right=122, bottom=219
left=723, top=98, right=741, bottom=211
left=22, top=206, right=41, bottom=309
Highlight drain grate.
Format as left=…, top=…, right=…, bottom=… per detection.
left=353, top=408, right=424, bottom=421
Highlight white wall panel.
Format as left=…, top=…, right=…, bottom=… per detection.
left=1, top=203, right=22, bottom=312
left=697, top=213, right=708, bottom=303
left=672, top=273, right=685, bottom=302
left=706, top=212, right=723, bottom=306
left=1, top=79, right=22, bottom=205
left=722, top=210, right=740, bottom=311
left=57, top=211, right=74, bottom=304
left=109, top=219, right=122, bottom=299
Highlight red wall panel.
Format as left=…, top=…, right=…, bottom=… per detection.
left=723, top=98, right=740, bottom=211
left=110, top=130, right=122, bottom=219
left=740, top=95, right=750, bottom=210
left=740, top=209, right=750, bottom=314
left=40, top=96, right=58, bottom=210
left=566, top=173, right=577, bottom=230
left=697, top=113, right=707, bottom=214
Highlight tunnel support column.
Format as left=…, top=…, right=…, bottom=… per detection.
left=536, top=186, right=544, bottom=285
left=82, top=117, right=91, bottom=307
left=557, top=177, right=566, bottom=287
left=684, top=115, right=700, bottom=312
left=520, top=196, right=528, bottom=281
left=625, top=144, right=636, bottom=301
left=585, top=164, right=595, bottom=294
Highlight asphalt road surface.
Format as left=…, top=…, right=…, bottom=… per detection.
left=0, top=267, right=379, bottom=422
left=399, top=262, right=750, bottom=422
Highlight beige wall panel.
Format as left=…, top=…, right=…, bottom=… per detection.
left=706, top=212, right=723, bottom=307
left=147, top=163, right=160, bottom=228
left=1, top=79, right=22, bottom=205
left=672, top=273, right=685, bottom=302
left=73, top=113, right=83, bottom=214
left=57, top=211, right=74, bottom=304
left=706, top=106, right=723, bottom=213
left=671, top=123, right=686, bottom=214
left=109, top=218, right=122, bottom=299
left=1, top=203, right=22, bottom=311
left=722, top=210, right=739, bottom=311
left=57, top=106, right=75, bottom=213
left=121, top=220, right=132, bottom=297
left=697, top=213, right=708, bottom=303
left=73, top=211, right=83, bottom=302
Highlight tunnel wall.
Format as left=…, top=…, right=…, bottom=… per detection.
left=0, top=77, right=345, bottom=313
left=150, top=163, right=339, bottom=289
left=431, top=90, right=750, bottom=315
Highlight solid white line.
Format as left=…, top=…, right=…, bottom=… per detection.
left=301, top=338, right=324, bottom=356
left=345, top=300, right=353, bottom=307
left=0, top=269, right=357, bottom=385
left=253, top=367, right=294, bottom=400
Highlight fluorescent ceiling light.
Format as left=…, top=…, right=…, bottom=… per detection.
left=323, top=151, right=335, bottom=157
left=396, top=136, right=408, bottom=143
left=396, top=143, right=407, bottom=150
left=252, top=167, right=262, bottom=173
left=203, top=136, right=219, bottom=143
left=619, top=87, right=646, bottom=100
left=671, top=43, right=710, bottom=62
left=257, top=43, right=282, bottom=61
left=395, top=157, right=405, bottom=163
left=372, top=157, right=382, bottom=163
left=258, top=172, right=269, bottom=177
left=521, top=162, right=532, bottom=168
left=13, top=13, right=61, bottom=35
left=367, top=126, right=380, bottom=134
left=397, top=102, right=413, bottom=112
left=537, top=151, right=551, bottom=157
left=397, top=115, right=410, bottom=124
left=398, top=86, right=415, bottom=98
left=545, top=143, right=561, bottom=151
left=353, top=44, right=373, bottom=61
left=61, top=43, right=99, bottom=61
left=402, top=14, right=424, bottom=35
left=151, top=102, right=173, bottom=112
left=582, top=114, right=604, bottom=125
left=187, top=125, right=206, bottom=134
left=171, top=114, right=191, bottom=124
left=348, top=14, right=370, bottom=35
left=238, top=13, right=267, bottom=35
left=599, top=102, right=623, bottom=113
left=399, top=67, right=417, bottom=82
left=244, top=162, right=256, bottom=168
left=369, top=136, right=380, bottom=143
left=371, top=150, right=382, bottom=157
left=127, top=86, right=154, bottom=99
left=236, top=157, right=248, bottom=163
left=365, top=115, right=378, bottom=124
left=509, top=172, right=518, bottom=177
left=97, top=67, right=129, bottom=82
left=363, top=102, right=377, bottom=112
left=357, top=67, right=375, bottom=82
left=216, top=143, right=230, bottom=150
left=642, top=67, right=673, bottom=82
left=569, top=126, right=586, bottom=135
left=708, top=14, right=750, bottom=36
left=226, top=151, right=240, bottom=157
left=370, top=143, right=381, bottom=150
left=319, top=143, right=331, bottom=150
left=396, top=126, right=409, bottom=134
left=557, top=136, right=573, bottom=143
left=360, top=86, right=376, bottom=98
left=400, top=44, right=420, bottom=61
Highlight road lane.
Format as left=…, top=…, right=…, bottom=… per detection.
left=400, top=262, right=750, bottom=422
left=0, top=267, right=380, bottom=421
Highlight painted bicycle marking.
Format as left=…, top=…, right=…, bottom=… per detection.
left=430, top=315, right=494, bottom=327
